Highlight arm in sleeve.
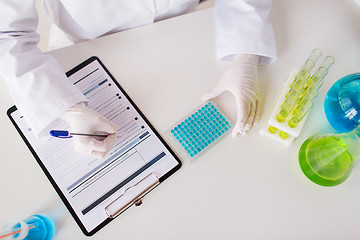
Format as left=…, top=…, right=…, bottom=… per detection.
left=0, top=0, right=87, bottom=137
left=215, top=0, right=277, bottom=64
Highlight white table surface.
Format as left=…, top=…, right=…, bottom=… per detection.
left=1, top=1, right=360, bottom=239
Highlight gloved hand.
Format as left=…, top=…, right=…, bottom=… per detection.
left=61, top=102, right=117, bottom=158
left=202, top=54, right=260, bottom=136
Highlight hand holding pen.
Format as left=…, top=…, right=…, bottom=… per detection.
left=50, top=130, right=111, bottom=138
left=56, top=102, right=117, bottom=158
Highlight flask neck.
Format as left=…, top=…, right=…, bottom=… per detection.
left=343, top=125, right=360, bottom=159
left=355, top=125, right=360, bottom=139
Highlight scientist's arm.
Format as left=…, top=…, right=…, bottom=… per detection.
left=205, top=0, right=277, bottom=136
left=0, top=1, right=116, bottom=158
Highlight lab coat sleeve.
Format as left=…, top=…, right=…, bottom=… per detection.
left=215, top=0, right=277, bottom=64
left=0, top=1, right=87, bottom=137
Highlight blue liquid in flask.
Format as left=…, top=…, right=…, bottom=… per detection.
left=324, top=73, right=360, bottom=132
left=12, top=215, right=55, bottom=240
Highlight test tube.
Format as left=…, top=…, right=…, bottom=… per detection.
left=320, top=56, right=335, bottom=69
left=268, top=125, right=278, bottom=134
left=293, top=67, right=328, bottom=114
left=279, top=131, right=289, bottom=139
left=294, top=83, right=322, bottom=114
left=289, top=66, right=331, bottom=128
left=286, top=49, right=323, bottom=97
left=277, top=49, right=322, bottom=122
left=288, top=101, right=314, bottom=128
left=277, top=90, right=299, bottom=122
left=302, top=56, right=335, bottom=94
left=289, top=56, right=335, bottom=127
left=300, top=67, right=327, bottom=100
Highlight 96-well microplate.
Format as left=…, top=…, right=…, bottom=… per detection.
left=166, top=101, right=232, bottom=163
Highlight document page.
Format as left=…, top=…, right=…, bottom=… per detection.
left=10, top=58, right=180, bottom=233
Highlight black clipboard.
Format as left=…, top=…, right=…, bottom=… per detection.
left=7, top=56, right=181, bottom=236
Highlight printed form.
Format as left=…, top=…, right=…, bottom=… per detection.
left=11, top=59, right=180, bottom=232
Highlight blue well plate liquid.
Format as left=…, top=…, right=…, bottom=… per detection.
left=170, top=102, right=231, bottom=159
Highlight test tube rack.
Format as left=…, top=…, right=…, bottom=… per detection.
left=260, top=49, right=335, bottom=146
left=260, top=69, right=303, bottom=146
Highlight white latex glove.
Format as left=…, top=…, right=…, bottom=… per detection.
left=202, top=54, right=260, bottom=136
left=61, top=102, right=117, bottom=158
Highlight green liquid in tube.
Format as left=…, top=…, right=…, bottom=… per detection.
left=279, top=131, right=289, bottom=139
left=268, top=126, right=278, bottom=133
left=288, top=117, right=299, bottom=128
left=276, top=110, right=288, bottom=123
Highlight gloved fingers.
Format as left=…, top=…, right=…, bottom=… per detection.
left=231, top=97, right=250, bottom=137
left=90, top=150, right=107, bottom=159
left=90, top=133, right=118, bottom=158
left=90, top=133, right=117, bottom=156
left=63, top=103, right=118, bottom=158
left=243, top=100, right=258, bottom=132
left=73, top=133, right=117, bottom=157
left=232, top=121, right=243, bottom=137
left=97, top=117, right=117, bottom=134
left=253, top=99, right=261, bottom=126
left=202, top=83, right=226, bottom=102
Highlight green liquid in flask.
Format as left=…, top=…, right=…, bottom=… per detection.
left=299, top=135, right=353, bottom=186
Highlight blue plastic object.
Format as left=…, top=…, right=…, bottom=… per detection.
left=167, top=101, right=232, bottom=163
left=12, top=215, right=55, bottom=240
left=49, top=130, right=71, bottom=138
left=324, top=73, right=360, bottom=132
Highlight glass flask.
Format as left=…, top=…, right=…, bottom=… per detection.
left=0, top=215, right=55, bottom=240
left=324, top=73, right=360, bottom=132
left=298, top=125, right=360, bottom=186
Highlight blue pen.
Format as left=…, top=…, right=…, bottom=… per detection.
left=50, top=130, right=110, bottom=138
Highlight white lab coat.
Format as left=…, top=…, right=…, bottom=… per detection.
left=0, top=0, right=276, bottom=137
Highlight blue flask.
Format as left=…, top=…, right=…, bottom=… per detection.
left=3, top=215, right=55, bottom=240
left=324, top=73, right=360, bottom=132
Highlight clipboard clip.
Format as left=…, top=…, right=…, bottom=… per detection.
left=104, top=173, right=160, bottom=218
